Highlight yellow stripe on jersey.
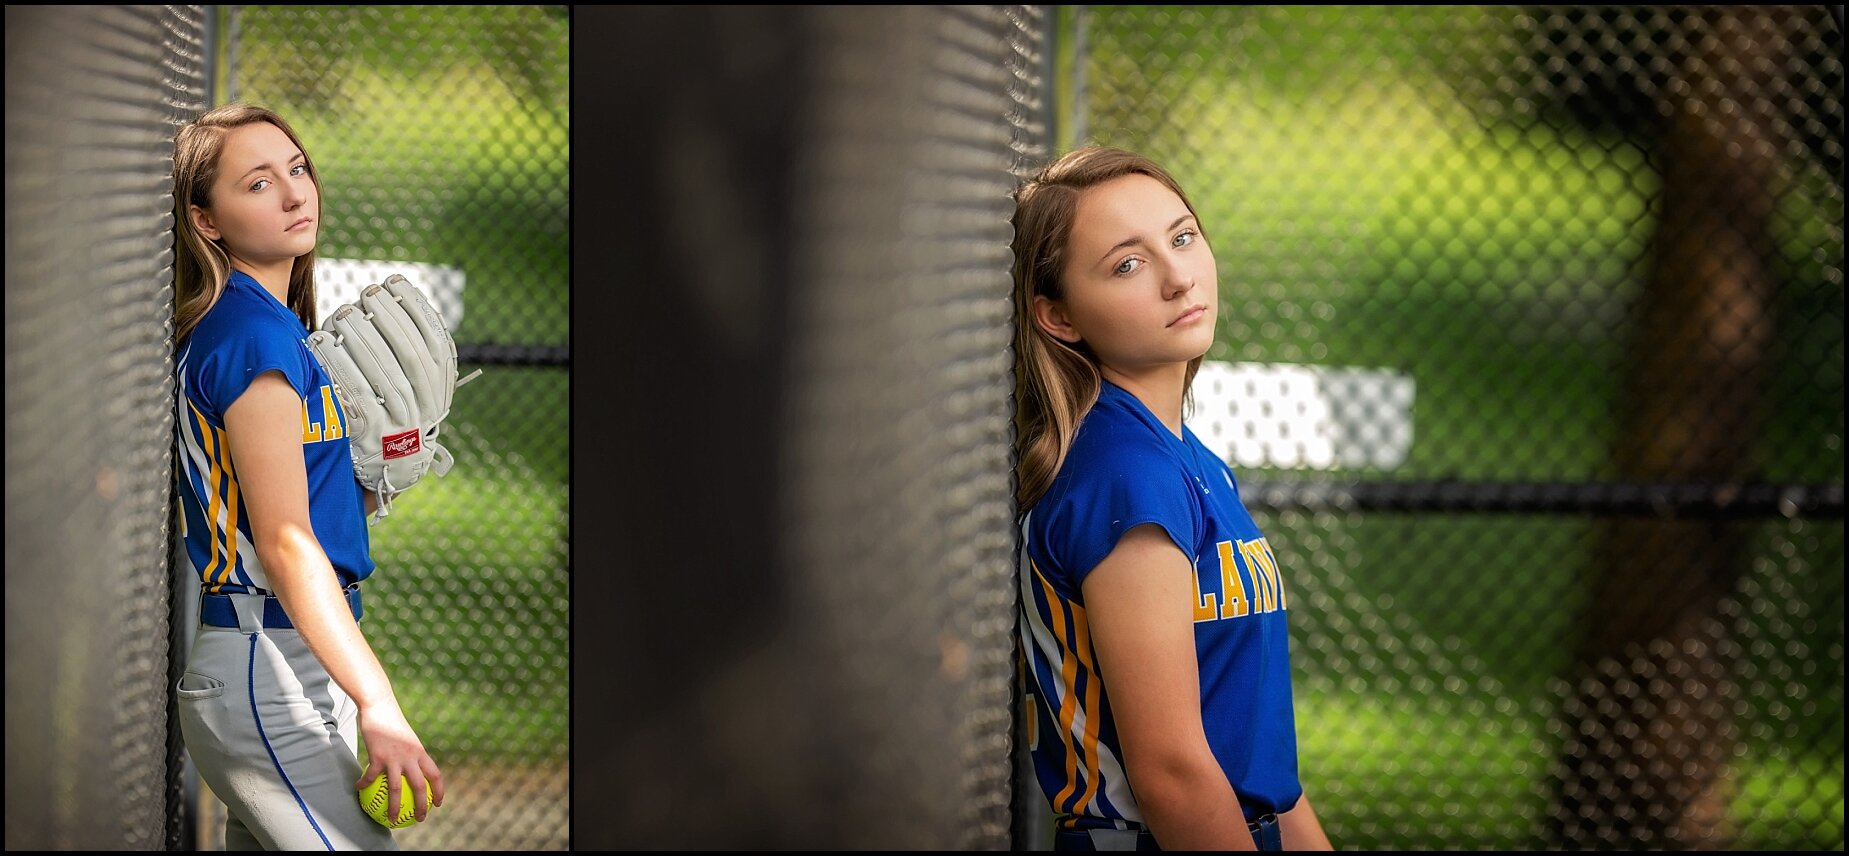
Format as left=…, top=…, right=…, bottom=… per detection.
left=218, top=423, right=242, bottom=591
left=1069, top=596, right=1105, bottom=817
left=1037, top=564, right=1086, bottom=813
left=1034, top=560, right=1108, bottom=818
left=192, top=405, right=226, bottom=593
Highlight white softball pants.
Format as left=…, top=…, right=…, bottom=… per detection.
left=177, top=594, right=398, bottom=851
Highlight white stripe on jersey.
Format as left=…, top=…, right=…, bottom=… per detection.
left=1017, top=513, right=1143, bottom=824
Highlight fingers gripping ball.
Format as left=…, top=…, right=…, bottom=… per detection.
left=359, top=774, right=433, bottom=829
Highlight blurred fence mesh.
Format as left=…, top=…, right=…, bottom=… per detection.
left=784, top=7, right=1038, bottom=847
left=202, top=6, right=571, bottom=851
left=590, top=6, right=1038, bottom=850
left=1061, top=5, right=1842, bottom=850
left=4, top=5, right=207, bottom=851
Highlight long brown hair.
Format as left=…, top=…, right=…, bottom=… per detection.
left=172, top=103, right=321, bottom=341
left=1012, top=146, right=1206, bottom=513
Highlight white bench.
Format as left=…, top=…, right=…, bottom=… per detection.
left=314, top=258, right=467, bottom=332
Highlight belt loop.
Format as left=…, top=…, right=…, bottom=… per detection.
left=231, top=592, right=266, bottom=635
left=1249, top=813, right=1283, bottom=851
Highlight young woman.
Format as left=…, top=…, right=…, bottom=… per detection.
left=1013, top=146, right=1333, bottom=852
left=171, top=102, right=443, bottom=850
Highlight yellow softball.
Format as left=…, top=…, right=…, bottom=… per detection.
left=358, top=773, right=433, bottom=829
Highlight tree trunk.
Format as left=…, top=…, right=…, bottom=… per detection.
left=1550, top=7, right=1795, bottom=849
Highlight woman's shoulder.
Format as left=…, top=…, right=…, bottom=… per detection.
left=189, top=282, right=301, bottom=348
left=181, top=283, right=311, bottom=392
left=1045, top=404, right=1189, bottom=507
left=1029, top=401, right=1206, bottom=573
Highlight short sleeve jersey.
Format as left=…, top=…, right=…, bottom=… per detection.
left=1019, top=379, right=1301, bottom=830
left=174, top=270, right=373, bottom=594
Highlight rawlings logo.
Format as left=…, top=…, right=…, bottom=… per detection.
left=382, top=429, right=422, bottom=459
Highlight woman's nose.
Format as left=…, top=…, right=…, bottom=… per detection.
left=1163, top=265, right=1194, bottom=299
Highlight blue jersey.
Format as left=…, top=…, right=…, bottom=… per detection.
left=1020, top=379, right=1301, bottom=831
left=175, top=270, right=373, bottom=595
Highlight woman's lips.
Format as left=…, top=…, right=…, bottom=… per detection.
left=1170, top=304, right=1207, bottom=327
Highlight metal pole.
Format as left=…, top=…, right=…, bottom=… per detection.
left=224, top=5, right=238, bottom=104
left=1070, top=5, right=1088, bottom=149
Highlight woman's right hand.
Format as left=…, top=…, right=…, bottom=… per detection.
left=354, top=700, right=446, bottom=823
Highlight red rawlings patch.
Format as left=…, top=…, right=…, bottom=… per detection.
left=382, top=429, right=422, bottom=460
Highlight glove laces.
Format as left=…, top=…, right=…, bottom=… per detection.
left=372, top=470, right=398, bottom=525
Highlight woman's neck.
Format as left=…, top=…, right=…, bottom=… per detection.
left=230, top=258, right=294, bottom=306
left=1099, top=361, right=1189, bottom=439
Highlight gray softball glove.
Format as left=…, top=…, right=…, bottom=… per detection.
left=307, top=274, right=479, bottom=521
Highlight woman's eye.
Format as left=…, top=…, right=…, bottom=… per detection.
left=1174, top=229, right=1196, bottom=247
left=291, top=163, right=309, bottom=177
left=249, top=179, right=270, bottom=192
left=1115, top=257, right=1143, bottom=276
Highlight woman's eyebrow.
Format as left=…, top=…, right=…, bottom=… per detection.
left=238, top=152, right=305, bottom=182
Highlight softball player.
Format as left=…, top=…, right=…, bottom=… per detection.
left=171, top=103, right=442, bottom=850
left=1011, top=146, right=1333, bottom=851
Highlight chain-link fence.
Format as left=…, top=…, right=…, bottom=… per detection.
left=5, top=5, right=208, bottom=850
left=196, top=6, right=571, bottom=851
left=1061, top=5, right=1842, bottom=849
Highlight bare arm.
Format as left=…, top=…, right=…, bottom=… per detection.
left=1279, top=793, right=1334, bottom=850
left=225, top=371, right=444, bottom=821
left=1083, top=523, right=1256, bottom=851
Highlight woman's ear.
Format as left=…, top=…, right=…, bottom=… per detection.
left=189, top=204, right=220, bottom=242
left=1032, top=295, right=1082, bottom=344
